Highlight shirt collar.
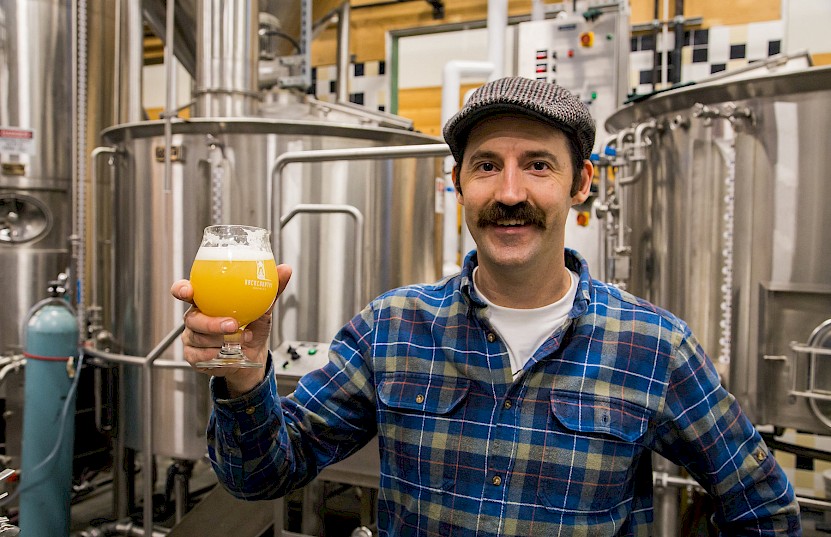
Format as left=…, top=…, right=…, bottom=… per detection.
left=460, top=248, right=593, bottom=316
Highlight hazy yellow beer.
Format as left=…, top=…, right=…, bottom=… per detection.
left=190, top=247, right=278, bottom=327
left=189, top=225, right=277, bottom=368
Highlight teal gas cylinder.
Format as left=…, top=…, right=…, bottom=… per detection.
left=20, top=289, right=79, bottom=537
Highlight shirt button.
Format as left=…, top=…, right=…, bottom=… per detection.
left=503, top=399, right=512, bottom=410
left=756, top=450, right=766, bottom=462
left=415, top=394, right=425, bottom=404
left=487, top=332, right=497, bottom=343
left=491, top=475, right=502, bottom=486
left=245, top=406, right=256, bottom=415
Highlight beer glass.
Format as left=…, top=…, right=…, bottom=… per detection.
left=189, top=225, right=278, bottom=369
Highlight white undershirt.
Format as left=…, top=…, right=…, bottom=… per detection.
left=473, top=268, right=579, bottom=374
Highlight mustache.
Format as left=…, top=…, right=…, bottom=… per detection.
left=476, top=202, right=546, bottom=228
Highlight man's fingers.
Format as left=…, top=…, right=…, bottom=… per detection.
left=183, top=307, right=239, bottom=335
left=276, top=264, right=292, bottom=295
left=171, top=279, right=194, bottom=303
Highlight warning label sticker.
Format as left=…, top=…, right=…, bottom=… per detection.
left=0, top=127, right=36, bottom=155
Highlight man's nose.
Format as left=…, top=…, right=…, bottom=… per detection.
left=495, top=165, right=527, bottom=206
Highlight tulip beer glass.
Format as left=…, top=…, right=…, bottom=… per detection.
left=189, top=225, right=278, bottom=368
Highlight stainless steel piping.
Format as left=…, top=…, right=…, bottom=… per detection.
left=268, top=143, right=450, bottom=347
left=90, top=147, right=118, bottom=309
left=336, top=2, right=351, bottom=104
left=163, top=0, right=176, bottom=193
left=72, top=0, right=90, bottom=338
left=195, top=0, right=260, bottom=116
left=278, top=204, right=365, bottom=342
left=85, top=324, right=185, bottom=537
left=115, top=0, right=144, bottom=123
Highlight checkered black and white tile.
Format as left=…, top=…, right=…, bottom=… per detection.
left=629, top=20, right=784, bottom=96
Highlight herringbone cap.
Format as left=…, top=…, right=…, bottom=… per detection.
left=443, top=77, right=596, bottom=164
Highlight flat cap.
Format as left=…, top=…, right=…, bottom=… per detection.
left=443, top=77, right=596, bottom=164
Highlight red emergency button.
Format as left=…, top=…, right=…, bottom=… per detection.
left=576, top=211, right=590, bottom=227
left=579, top=31, right=595, bottom=47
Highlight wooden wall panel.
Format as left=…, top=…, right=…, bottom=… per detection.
left=312, top=0, right=782, bottom=67
left=313, top=0, right=544, bottom=65
left=398, top=83, right=482, bottom=137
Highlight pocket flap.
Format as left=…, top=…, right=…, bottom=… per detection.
left=379, top=372, right=470, bottom=414
left=551, top=390, right=649, bottom=442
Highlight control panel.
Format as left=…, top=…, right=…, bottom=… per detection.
left=516, top=5, right=629, bottom=150
left=273, top=340, right=331, bottom=381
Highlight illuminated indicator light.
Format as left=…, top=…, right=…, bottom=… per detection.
left=576, top=211, right=590, bottom=227
left=535, top=64, right=547, bottom=73
left=567, top=49, right=574, bottom=58
left=591, top=91, right=598, bottom=100
left=536, top=50, right=547, bottom=59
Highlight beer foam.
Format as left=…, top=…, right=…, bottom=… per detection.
left=195, top=245, right=274, bottom=261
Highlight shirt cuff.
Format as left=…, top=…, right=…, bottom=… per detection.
left=209, top=353, right=279, bottom=427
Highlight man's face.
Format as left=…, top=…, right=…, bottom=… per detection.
left=455, top=114, right=592, bottom=275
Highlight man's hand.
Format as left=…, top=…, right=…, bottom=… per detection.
left=171, top=264, right=293, bottom=396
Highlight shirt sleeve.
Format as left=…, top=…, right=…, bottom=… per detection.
left=207, top=306, right=378, bottom=500
left=651, top=325, right=801, bottom=536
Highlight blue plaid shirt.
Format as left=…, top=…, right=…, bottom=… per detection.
left=208, top=250, right=800, bottom=536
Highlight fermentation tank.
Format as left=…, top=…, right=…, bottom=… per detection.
left=0, top=0, right=116, bottom=358
left=80, top=0, right=447, bottom=462
left=100, top=114, right=443, bottom=458
left=605, top=65, right=831, bottom=434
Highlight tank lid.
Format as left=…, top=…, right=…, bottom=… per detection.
left=606, top=64, right=831, bottom=132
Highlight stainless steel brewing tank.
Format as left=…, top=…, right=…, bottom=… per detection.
left=100, top=118, right=443, bottom=458
left=0, top=0, right=116, bottom=357
left=606, top=66, right=831, bottom=434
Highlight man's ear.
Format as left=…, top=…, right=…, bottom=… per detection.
left=571, top=160, right=594, bottom=205
left=452, top=166, right=463, bottom=201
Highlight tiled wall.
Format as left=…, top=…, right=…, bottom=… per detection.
left=776, top=429, right=831, bottom=500
left=629, top=20, right=784, bottom=95
left=311, top=60, right=389, bottom=112
left=313, top=20, right=788, bottom=113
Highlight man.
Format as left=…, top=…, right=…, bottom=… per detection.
left=172, top=77, right=800, bottom=535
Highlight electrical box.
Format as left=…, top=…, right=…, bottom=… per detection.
left=515, top=3, right=629, bottom=150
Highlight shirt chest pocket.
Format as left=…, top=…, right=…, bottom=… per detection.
left=377, top=372, right=470, bottom=492
left=537, top=390, right=651, bottom=515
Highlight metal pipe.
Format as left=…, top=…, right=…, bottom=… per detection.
left=195, top=0, right=260, bottom=117
left=279, top=204, right=365, bottom=329
left=90, top=147, right=118, bottom=309
left=670, top=0, right=684, bottom=85
left=487, top=0, right=508, bottom=81
left=335, top=2, right=351, bottom=103
left=268, top=144, right=450, bottom=347
left=83, top=326, right=184, bottom=536
left=143, top=324, right=186, bottom=537
left=617, top=120, right=654, bottom=186
left=72, top=0, right=90, bottom=340
left=0, top=358, right=24, bottom=385
left=661, top=0, right=669, bottom=87
left=116, top=0, right=144, bottom=123
left=163, top=0, right=176, bottom=194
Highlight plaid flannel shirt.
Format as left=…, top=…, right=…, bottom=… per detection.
left=208, top=249, right=800, bottom=536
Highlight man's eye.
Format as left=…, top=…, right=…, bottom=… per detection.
left=531, top=162, right=548, bottom=171
left=480, top=163, right=495, bottom=172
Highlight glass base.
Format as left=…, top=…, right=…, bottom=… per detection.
left=195, top=357, right=264, bottom=369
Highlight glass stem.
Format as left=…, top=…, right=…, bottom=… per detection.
left=220, top=329, right=244, bottom=357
